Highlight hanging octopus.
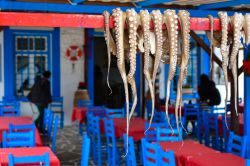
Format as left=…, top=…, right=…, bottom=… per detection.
left=230, top=13, right=244, bottom=116
left=175, top=10, right=190, bottom=133
left=103, top=11, right=117, bottom=94
left=244, top=14, right=250, bottom=46
left=112, top=8, right=130, bottom=150
left=164, top=9, right=178, bottom=132
left=139, top=10, right=155, bottom=124
left=126, top=9, right=138, bottom=120
left=218, top=11, right=230, bottom=128
left=208, top=15, right=214, bottom=75
left=149, top=10, right=163, bottom=129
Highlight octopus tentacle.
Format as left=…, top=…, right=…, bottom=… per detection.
left=148, top=10, right=163, bottom=130
left=103, top=11, right=113, bottom=94
left=218, top=11, right=230, bottom=129
left=164, top=9, right=178, bottom=132
left=126, top=9, right=138, bottom=121
left=112, top=8, right=130, bottom=156
left=208, top=15, right=214, bottom=74
left=230, top=13, right=244, bottom=116
left=176, top=10, right=190, bottom=134
left=140, top=10, right=155, bottom=127
left=244, top=14, right=250, bottom=46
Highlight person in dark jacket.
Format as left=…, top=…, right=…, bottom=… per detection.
left=198, top=74, right=221, bottom=106
left=28, top=71, right=52, bottom=132
left=198, top=74, right=210, bottom=102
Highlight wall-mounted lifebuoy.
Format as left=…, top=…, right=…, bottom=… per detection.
left=66, top=45, right=82, bottom=62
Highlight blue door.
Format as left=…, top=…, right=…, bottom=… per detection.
left=13, top=32, right=51, bottom=97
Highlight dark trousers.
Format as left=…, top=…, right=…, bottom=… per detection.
left=35, top=105, right=46, bottom=132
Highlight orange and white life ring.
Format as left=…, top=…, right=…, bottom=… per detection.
left=66, top=45, right=82, bottom=62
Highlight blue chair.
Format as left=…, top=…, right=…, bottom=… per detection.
left=81, top=134, right=91, bottom=166
left=77, top=100, right=93, bottom=135
left=204, top=112, right=220, bottom=149
left=43, top=109, right=54, bottom=139
left=86, top=112, right=94, bottom=138
left=105, top=107, right=125, bottom=118
left=87, top=106, right=105, bottom=117
left=49, top=96, right=64, bottom=128
left=83, top=106, right=105, bottom=136
left=92, top=116, right=106, bottom=166
left=0, top=101, right=20, bottom=116
left=51, top=116, right=59, bottom=152
left=246, top=159, right=250, bottom=166
left=9, top=123, right=36, bottom=133
left=2, top=96, right=17, bottom=103
left=153, top=111, right=166, bottom=122
left=9, top=123, right=36, bottom=146
left=156, top=127, right=182, bottom=142
left=145, top=122, right=168, bottom=142
left=123, top=134, right=136, bottom=166
left=159, top=149, right=176, bottom=166
left=184, top=103, right=202, bottom=141
left=78, top=100, right=93, bottom=107
left=2, top=131, right=35, bottom=148
left=8, top=152, right=50, bottom=166
left=104, top=118, right=123, bottom=166
left=227, top=132, right=247, bottom=157
left=222, top=114, right=231, bottom=151
left=141, top=138, right=175, bottom=166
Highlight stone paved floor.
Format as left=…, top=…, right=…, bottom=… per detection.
left=42, top=125, right=95, bottom=166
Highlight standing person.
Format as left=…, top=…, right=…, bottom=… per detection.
left=28, top=71, right=52, bottom=132
left=198, top=74, right=211, bottom=104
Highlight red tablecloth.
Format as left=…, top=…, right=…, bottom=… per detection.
left=0, top=117, right=42, bottom=146
left=159, top=140, right=218, bottom=166
left=0, top=147, right=60, bottom=166
left=159, top=105, right=184, bottom=115
left=100, top=118, right=146, bottom=141
left=185, top=152, right=245, bottom=166
left=71, top=107, right=87, bottom=123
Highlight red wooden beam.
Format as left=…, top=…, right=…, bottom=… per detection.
left=0, top=12, right=221, bottom=30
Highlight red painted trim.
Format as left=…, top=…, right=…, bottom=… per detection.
left=0, top=12, right=223, bottom=30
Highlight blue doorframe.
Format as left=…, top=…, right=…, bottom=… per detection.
left=3, top=27, right=60, bottom=98
left=244, top=45, right=250, bottom=157
left=86, top=29, right=94, bottom=101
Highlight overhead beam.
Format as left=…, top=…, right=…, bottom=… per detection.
left=190, top=31, right=222, bottom=68
left=0, top=1, right=242, bottom=17
left=136, top=0, right=173, bottom=7
left=199, top=0, right=250, bottom=10
left=0, top=11, right=223, bottom=30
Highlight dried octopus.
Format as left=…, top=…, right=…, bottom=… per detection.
left=164, top=9, right=178, bottom=132
left=126, top=9, right=139, bottom=121
left=218, top=11, right=230, bottom=128
left=175, top=10, right=190, bottom=133
left=244, top=14, right=250, bottom=46
left=112, top=8, right=130, bottom=151
left=103, top=11, right=116, bottom=95
left=139, top=10, right=155, bottom=126
left=230, top=13, right=244, bottom=116
left=148, top=10, right=163, bottom=129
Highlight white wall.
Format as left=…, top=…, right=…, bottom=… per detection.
left=0, top=31, right=4, bottom=99
left=60, top=28, right=85, bottom=125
